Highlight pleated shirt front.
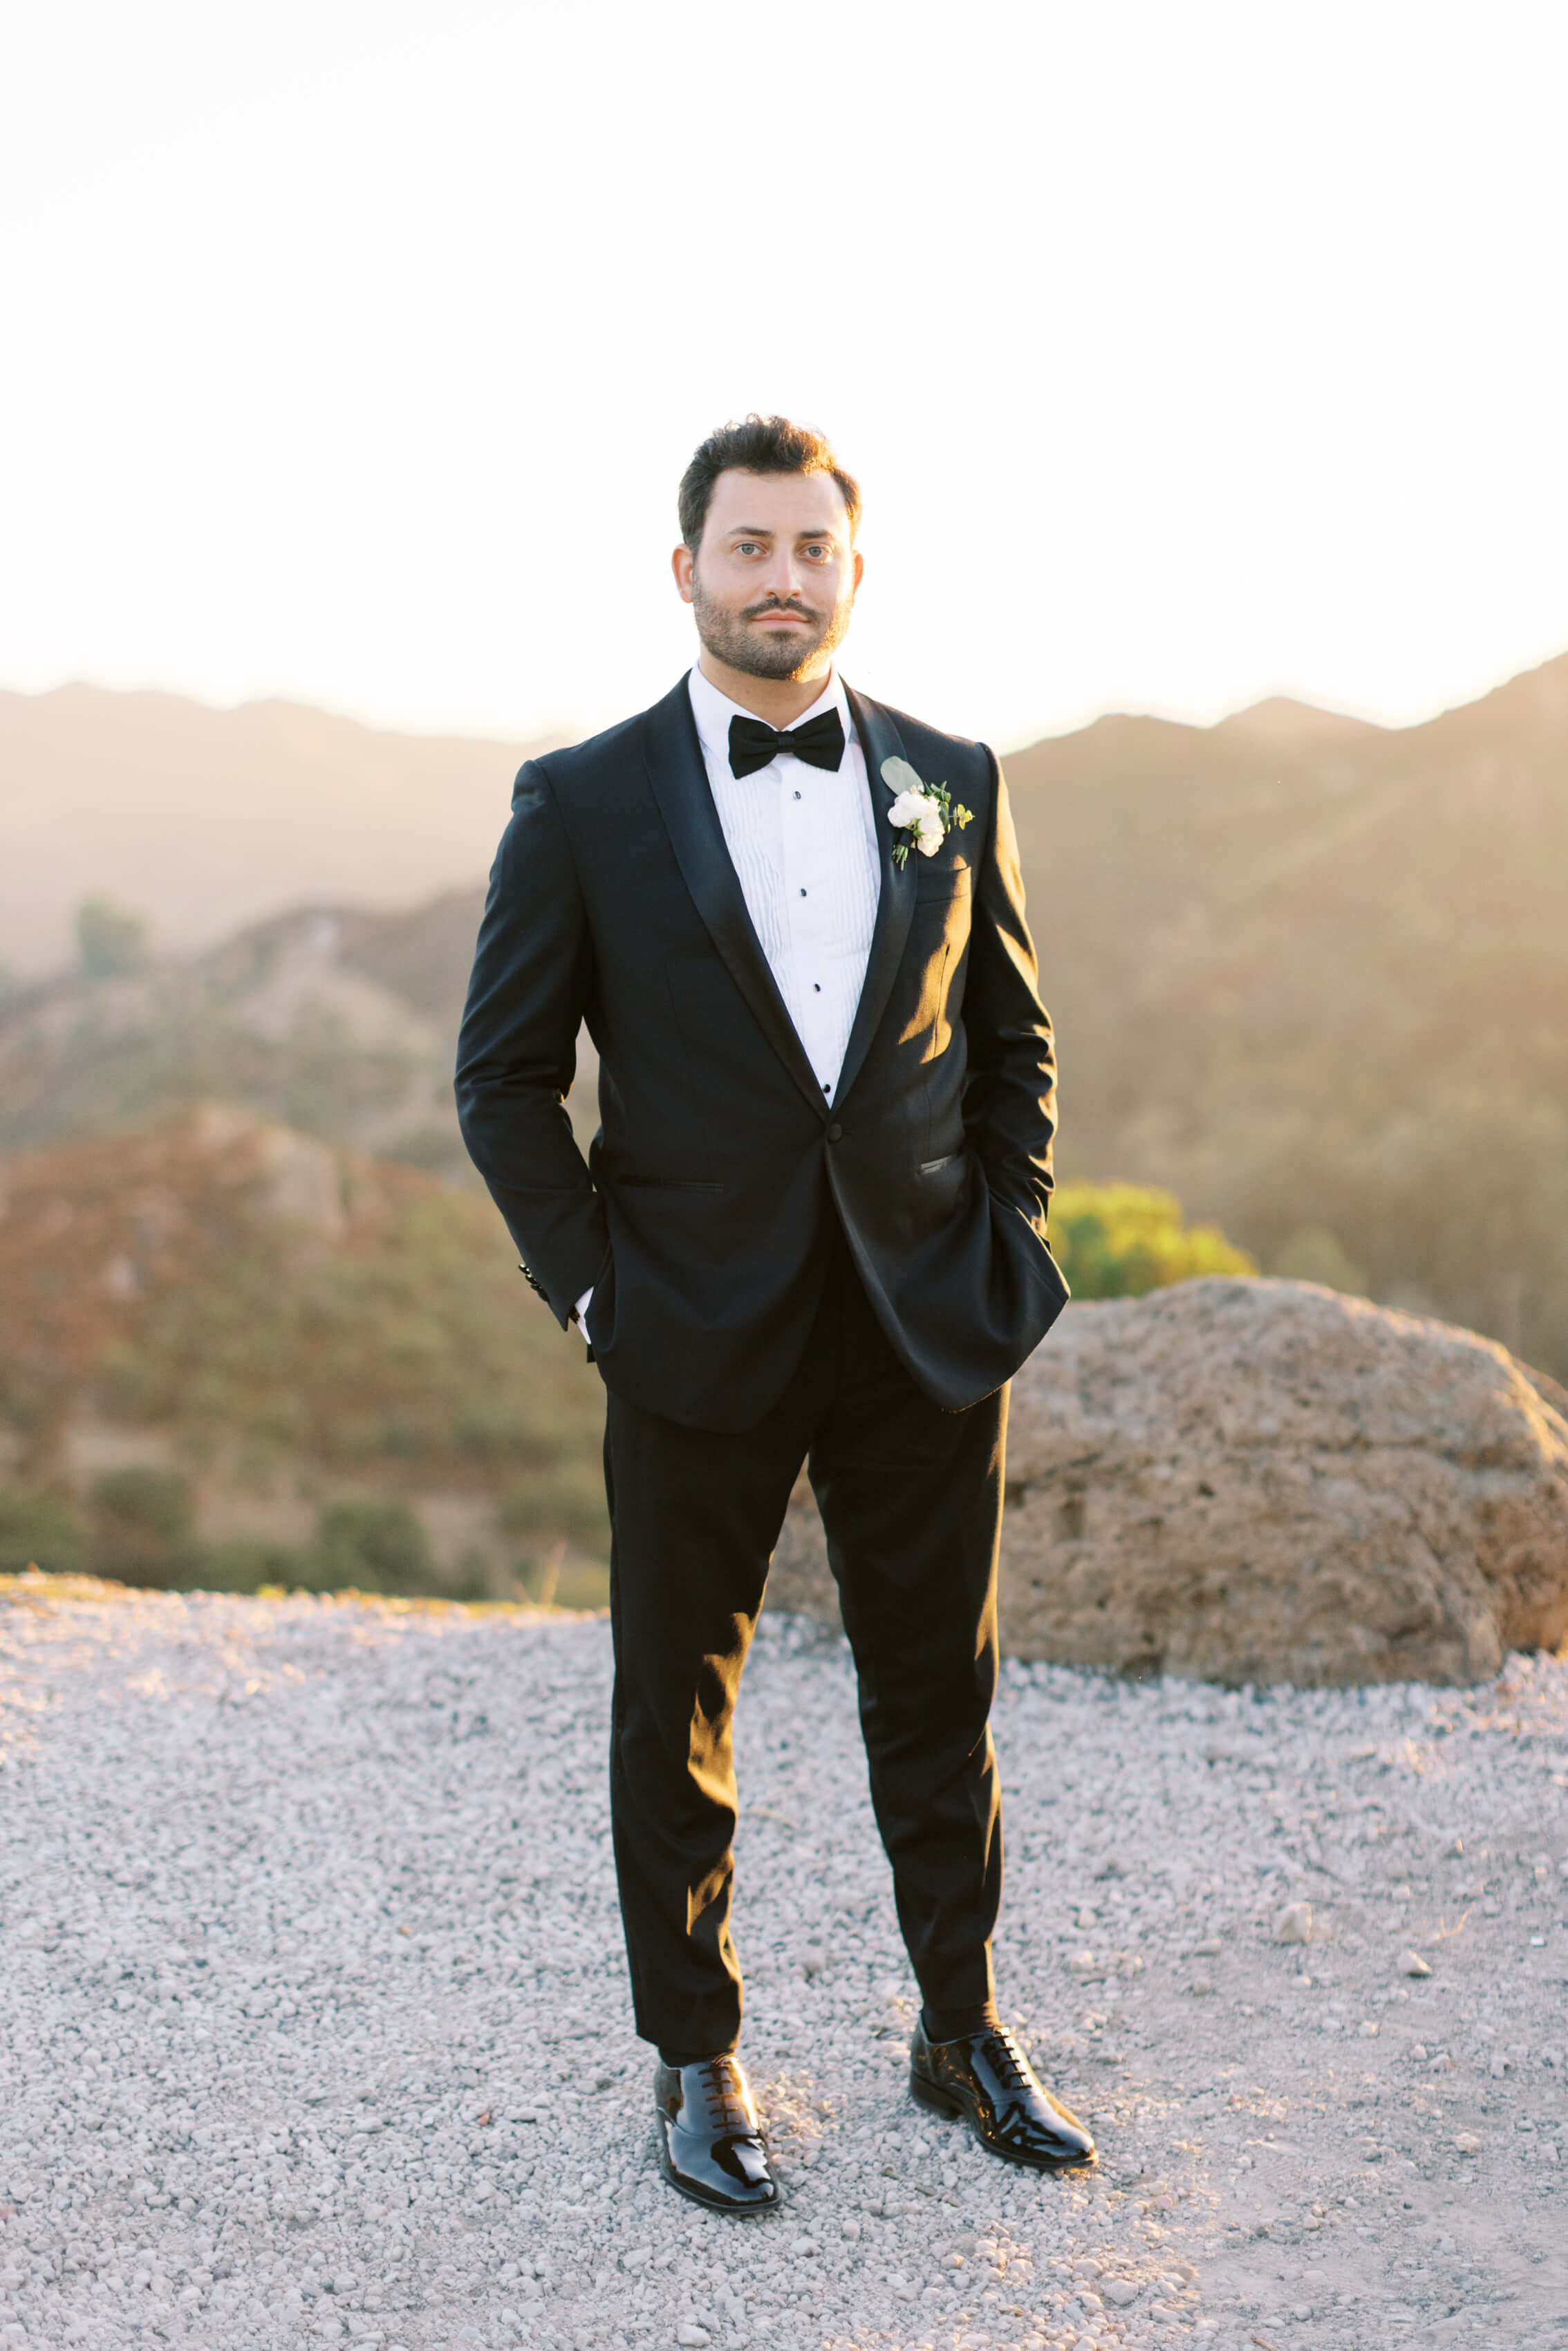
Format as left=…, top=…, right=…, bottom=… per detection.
left=687, top=662, right=881, bottom=1107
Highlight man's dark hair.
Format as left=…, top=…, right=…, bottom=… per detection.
left=678, top=413, right=861, bottom=552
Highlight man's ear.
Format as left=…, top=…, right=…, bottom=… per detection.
left=672, top=543, right=696, bottom=604
left=852, top=547, right=865, bottom=595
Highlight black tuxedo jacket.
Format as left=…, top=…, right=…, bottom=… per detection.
left=454, top=675, right=1067, bottom=1432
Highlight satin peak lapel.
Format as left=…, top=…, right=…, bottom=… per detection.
left=639, top=679, right=829, bottom=1117
left=833, top=685, right=917, bottom=1108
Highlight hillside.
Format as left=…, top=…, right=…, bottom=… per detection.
left=0, top=897, right=488, bottom=1176
left=0, top=683, right=550, bottom=976
left=0, top=1111, right=608, bottom=1600
left=1002, top=649, right=1568, bottom=1373
left=6, top=648, right=1568, bottom=1377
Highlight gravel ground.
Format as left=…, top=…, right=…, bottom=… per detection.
left=2, top=1573, right=1566, bottom=2351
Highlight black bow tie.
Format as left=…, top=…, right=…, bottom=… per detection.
left=727, top=708, right=846, bottom=779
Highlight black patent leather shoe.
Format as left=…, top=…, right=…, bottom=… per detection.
left=910, top=2018, right=1096, bottom=2170
left=654, top=2055, right=781, bottom=2215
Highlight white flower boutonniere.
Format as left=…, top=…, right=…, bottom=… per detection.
left=881, top=755, right=974, bottom=868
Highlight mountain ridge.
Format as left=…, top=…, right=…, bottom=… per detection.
left=0, top=682, right=556, bottom=976
left=8, top=650, right=1566, bottom=976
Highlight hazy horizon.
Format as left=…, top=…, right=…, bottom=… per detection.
left=5, top=635, right=1564, bottom=983
left=10, top=626, right=1563, bottom=763
left=5, top=1, right=1568, bottom=754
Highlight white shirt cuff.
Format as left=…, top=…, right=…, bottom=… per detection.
left=572, top=1285, right=593, bottom=1335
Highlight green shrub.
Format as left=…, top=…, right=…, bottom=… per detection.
left=0, top=1492, right=87, bottom=1575
left=86, top=1467, right=194, bottom=1583
left=165, top=1539, right=310, bottom=1595
left=1049, top=1182, right=1256, bottom=1299
left=308, top=1498, right=436, bottom=1595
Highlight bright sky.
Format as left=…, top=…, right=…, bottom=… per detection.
left=4, top=0, right=1567, bottom=752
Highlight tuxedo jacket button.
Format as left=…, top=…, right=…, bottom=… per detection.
left=826, top=1122, right=843, bottom=1142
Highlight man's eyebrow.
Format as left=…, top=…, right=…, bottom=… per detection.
left=724, top=523, right=839, bottom=539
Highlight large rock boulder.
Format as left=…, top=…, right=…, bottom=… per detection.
left=765, top=1278, right=1568, bottom=1686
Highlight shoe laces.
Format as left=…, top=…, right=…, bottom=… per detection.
left=700, top=2057, right=756, bottom=2132
left=984, top=2027, right=1036, bottom=2094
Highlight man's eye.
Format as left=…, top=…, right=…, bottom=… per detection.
left=734, top=541, right=762, bottom=555
left=803, top=543, right=832, bottom=559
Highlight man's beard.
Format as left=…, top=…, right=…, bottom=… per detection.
left=689, top=572, right=854, bottom=682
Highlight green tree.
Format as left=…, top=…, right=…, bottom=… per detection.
left=1049, top=1182, right=1256, bottom=1299
left=75, top=896, right=151, bottom=980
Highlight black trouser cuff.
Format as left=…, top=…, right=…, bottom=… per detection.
left=658, top=2043, right=738, bottom=2068
left=921, top=1998, right=1001, bottom=2044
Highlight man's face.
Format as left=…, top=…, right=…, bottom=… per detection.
left=673, top=468, right=862, bottom=682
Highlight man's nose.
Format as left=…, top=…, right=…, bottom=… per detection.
left=760, top=546, right=805, bottom=601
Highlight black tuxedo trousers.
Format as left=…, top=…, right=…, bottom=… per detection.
left=606, top=1216, right=1006, bottom=2059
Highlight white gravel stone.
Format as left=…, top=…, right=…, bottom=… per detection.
left=1, top=1581, right=1565, bottom=2350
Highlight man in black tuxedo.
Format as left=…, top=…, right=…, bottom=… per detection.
left=456, top=415, right=1094, bottom=2213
